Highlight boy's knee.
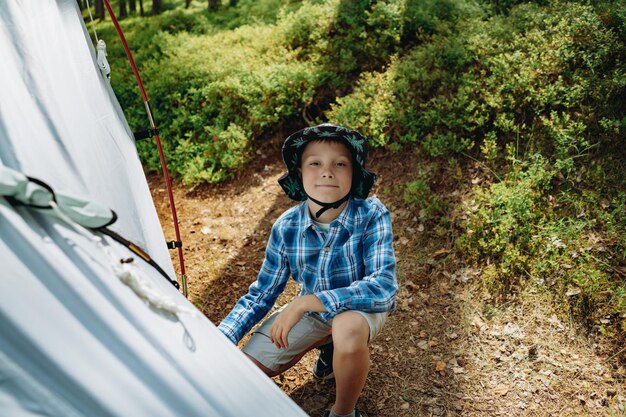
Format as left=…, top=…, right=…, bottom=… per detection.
left=331, top=311, right=369, bottom=353
left=245, top=353, right=278, bottom=377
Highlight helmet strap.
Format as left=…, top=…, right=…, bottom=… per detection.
left=306, top=192, right=351, bottom=219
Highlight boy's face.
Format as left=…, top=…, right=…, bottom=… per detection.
left=299, top=140, right=353, bottom=204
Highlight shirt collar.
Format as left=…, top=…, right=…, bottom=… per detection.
left=299, top=198, right=356, bottom=236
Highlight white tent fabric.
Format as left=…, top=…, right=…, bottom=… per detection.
left=0, top=1, right=307, bottom=416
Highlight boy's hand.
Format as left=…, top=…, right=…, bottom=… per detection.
left=270, top=295, right=327, bottom=349
left=270, top=300, right=305, bottom=349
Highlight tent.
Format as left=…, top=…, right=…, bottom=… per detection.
left=0, top=1, right=307, bottom=416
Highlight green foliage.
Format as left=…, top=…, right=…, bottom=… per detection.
left=106, top=4, right=323, bottom=185
left=457, top=155, right=626, bottom=331
left=540, top=111, right=590, bottom=178
left=457, top=156, right=553, bottom=287
left=480, top=131, right=498, bottom=161
left=105, top=0, right=429, bottom=185
left=480, top=0, right=548, bottom=15
left=328, top=33, right=475, bottom=151
left=279, top=0, right=406, bottom=91
left=402, top=0, right=484, bottom=42
left=403, top=173, right=442, bottom=222
left=328, top=1, right=624, bottom=162
left=98, top=0, right=626, bottom=341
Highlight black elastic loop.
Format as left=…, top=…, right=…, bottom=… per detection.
left=101, top=209, right=118, bottom=228
left=25, top=176, right=57, bottom=202
left=133, top=128, right=159, bottom=141
left=4, top=196, right=52, bottom=210
left=98, top=227, right=180, bottom=290
left=306, top=193, right=351, bottom=218
left=167, top=240, right=183, bottom=250
left=10, top=178, right=118, bottom=227
left=6, top=176, right=58, bottom=209
left=5, top=174, right=178, bottom=290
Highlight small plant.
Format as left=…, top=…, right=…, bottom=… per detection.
left=403, top=175, right=442, bottom=222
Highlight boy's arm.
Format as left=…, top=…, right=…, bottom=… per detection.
left=269, top=294, right=326, bottom=349
left=315, top=204, right=398, bottom=316
left=217, top=223, right=290, bottom=344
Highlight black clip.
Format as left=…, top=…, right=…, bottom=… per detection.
left=133, top=128, right=159, bottom=141
left=167, top=240, right=183, bottom=250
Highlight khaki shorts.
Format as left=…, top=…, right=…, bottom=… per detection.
left=242, top=308, right=388, bottom=372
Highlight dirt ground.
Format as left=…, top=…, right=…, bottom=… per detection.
left=149, top=136, right=626, bottom=417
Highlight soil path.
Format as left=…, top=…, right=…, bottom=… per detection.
left=149, top=139, right=625, bottom=416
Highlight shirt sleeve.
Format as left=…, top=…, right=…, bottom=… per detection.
left=315, top=205, right=397, bottom=316
left=217, top=222, right=290, bottom=344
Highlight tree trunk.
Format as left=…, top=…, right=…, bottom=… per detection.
left=95, top=0, right=105, bottom=20
left=208, top=0, right=219, bottom=11
left=139, top=0, right=144, bottom=16
left=185, top=0, right=192, bottom=8
left=209, top=0, right=220, bottom=12
left=152, top=0, right=162, bottom=14
left=119, top=0, right=127, bottom=18
left=76, top=0, right=85, bottom=10
left=229, top=0, right=238, bottom=6
left=129, top=0, right=136, bottom=14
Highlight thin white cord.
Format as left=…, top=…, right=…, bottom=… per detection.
left=49, top=201, right=197, bottom=318
left=115, top=264, right=197, bottom=317
left=84, top=0, right=110, bottom=79
left=97, top=40, right=111, bottom=79
left=84, top=0, right=99, bottom=44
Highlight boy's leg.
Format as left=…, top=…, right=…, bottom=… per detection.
left=246, top=335, right=329, bottom=377
left=245, top=354, right=275, bottom=376
left=242, top=309, right=331, bottom=377
left=313, top=341, right=335, bottom=380
left=330, top=311, right=370, bottom=415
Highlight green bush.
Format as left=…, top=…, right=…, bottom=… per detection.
left=404, top=178, right=442, bottom=222
left=401, top=162, right=444, bottom=222
left=110, top=19, right=322, bottom=185
left=457, top=156, right=553, bottom=289
left=99, top=0, right=626, bottom=342
left=457, top=155, right=626, bottom=332
left=107, top=0, right=435, bottom=185
left=328, top=1, right=624, bottom=161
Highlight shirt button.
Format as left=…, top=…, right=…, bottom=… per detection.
left=324, top=246, right=330, bottom=253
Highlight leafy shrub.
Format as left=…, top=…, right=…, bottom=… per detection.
left=457, top=156, right=553, bottom=289
left=328, top=32, right=474, bottom=153
left=280, top=0, right=405, bottom=91
left=328, top=2, right=624, bottom=163
left=99, top=0, right=626, bottom=352
left=107, top=0, right=434, bottom=185
left=110, top=19, right=322, bottom=185
left=457, top=155, right=626, bottom=333
left=401, top=162, right=444, bottom=222
left=479, top=0, right=548, bottom=15
left=402, top=0, right=484, bottom=43
left=404, top=178, right=442, bottom=222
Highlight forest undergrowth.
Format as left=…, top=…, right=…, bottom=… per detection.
left=151, top=137, right=626, bottom=415
left=89, top=0, right=626, bottom=413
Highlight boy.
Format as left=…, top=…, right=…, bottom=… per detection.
left=218, top=123, right=397, bottom=417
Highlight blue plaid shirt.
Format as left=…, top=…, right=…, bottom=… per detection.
left=217, top=197, right=397, bottom=345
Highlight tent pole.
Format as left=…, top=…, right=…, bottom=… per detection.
left=102, top=0, right=188, bottom=297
